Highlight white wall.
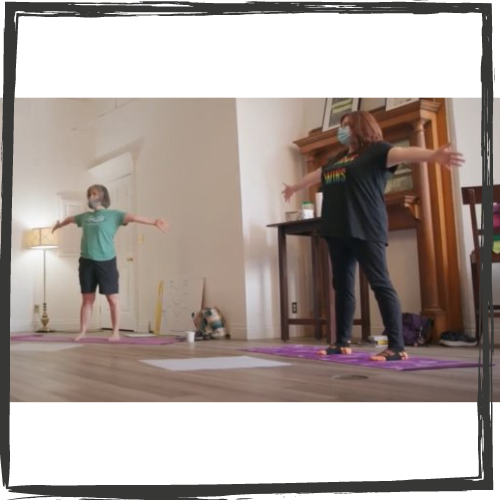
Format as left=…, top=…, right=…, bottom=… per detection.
left=79, top=98, right=248, bottom=336
left=11, top=99, right=95, bottom=331
left=236, top=98, right=311, bottom=339
left=11, top=98, right=249, bottom=335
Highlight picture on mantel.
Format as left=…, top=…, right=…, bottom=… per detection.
left=322, top=98, right=360, bottom=132
left=385, top=98, right=420, bottom=111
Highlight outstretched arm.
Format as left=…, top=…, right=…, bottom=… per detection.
left=282, top=168, right=322, bottom=202
left=387, top=143, right=465, bottom=170
left=52, top=216, right=75, bottom=233
left=123, top=214, right=169, bottom=232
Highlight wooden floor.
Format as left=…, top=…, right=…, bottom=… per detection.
left=10, top=332, right=498, bottom=402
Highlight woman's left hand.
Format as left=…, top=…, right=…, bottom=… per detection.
left=431, top=144, right=465, bottom=170
left=155, top=219, right=170, bottom=232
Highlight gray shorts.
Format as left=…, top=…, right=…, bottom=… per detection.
left=78, top=256, right=119, bottom=295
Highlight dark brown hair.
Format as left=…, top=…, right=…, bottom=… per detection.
left=87, top=184, right=111, bottom=208
left=340, top=110, right=384, bottom=150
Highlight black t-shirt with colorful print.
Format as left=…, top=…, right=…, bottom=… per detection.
left=320, top=141, right=397, bottom=244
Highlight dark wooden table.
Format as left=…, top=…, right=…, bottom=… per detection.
left=267, top=217, right=371, bottom=344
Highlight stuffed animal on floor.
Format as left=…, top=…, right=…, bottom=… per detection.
left=192, top=307, right=229, bottom=339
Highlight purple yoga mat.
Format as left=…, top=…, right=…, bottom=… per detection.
left=244, top=345, right=489, bottom=371
left=11, top=334, right=184, bottom=345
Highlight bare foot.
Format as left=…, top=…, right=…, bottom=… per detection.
left=74, top=333, right=86, bottom=342
left=107, top=333, right=121, bottom=342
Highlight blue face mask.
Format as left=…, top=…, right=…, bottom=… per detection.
left=337, top=126, right=351, bottom=146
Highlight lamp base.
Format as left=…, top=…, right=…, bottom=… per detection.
left=36, top=327, right=55, bottom=333
left=38, top=305, right=55, bottom=333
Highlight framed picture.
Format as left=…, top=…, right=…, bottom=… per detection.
left=359, top=98, right=386, bottom=112
left=385, top=98, right=420, bottom=111
left=322, top=98, right=360, bottom=131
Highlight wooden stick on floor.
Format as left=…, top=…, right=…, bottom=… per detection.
left=154, top=280, right=164, bottom=335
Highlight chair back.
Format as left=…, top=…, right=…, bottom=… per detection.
left=461, top=185, right=500, bottom=253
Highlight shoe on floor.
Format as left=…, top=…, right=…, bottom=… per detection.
left=439, top=331, right=478, bottom=347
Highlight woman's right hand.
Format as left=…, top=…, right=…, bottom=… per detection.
left=282, top=183, right=296, bottom=202
left=52, top=221, right=61, bottom=233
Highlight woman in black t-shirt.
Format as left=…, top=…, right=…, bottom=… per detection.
left=282, top=110, right=464, bottom=361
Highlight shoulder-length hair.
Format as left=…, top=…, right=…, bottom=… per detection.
left=340, top=110, right=384, bottom=151
left=87, top=184, right=111, bottom=208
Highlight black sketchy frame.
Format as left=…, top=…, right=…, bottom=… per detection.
left=1, top=2, right=494, bottom=499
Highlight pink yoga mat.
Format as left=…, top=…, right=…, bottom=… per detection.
left=11, top=334, right=184, bottom=345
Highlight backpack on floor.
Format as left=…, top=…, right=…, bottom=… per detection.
left=192, top=307, right=229, bottom=340
left=402, top=313, right=433, bottom=346
left=383, top=312, right=433, bottom=347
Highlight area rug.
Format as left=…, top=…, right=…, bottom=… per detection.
left=10, top=334, right=184, bottom=345
left=140, top=356, right=291, bottom=371
left=243, top=345, right=490, bottom=372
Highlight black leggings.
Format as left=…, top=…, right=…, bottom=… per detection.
left=326, top=237, right=404, bottom=351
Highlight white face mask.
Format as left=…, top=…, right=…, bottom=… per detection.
left=88, top=198, right=101, bottom=209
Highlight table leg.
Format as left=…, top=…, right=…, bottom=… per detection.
left=277, top=227, right=289, bottom=342
left=311, top=235, right=322, bottom=339
left=470, top=257, right=480, bottom=342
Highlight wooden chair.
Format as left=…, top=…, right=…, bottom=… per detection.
left=461, top=185, right=500, bottom=343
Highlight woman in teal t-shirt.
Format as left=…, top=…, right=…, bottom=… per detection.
left=53, top=184, right=169, bottom=342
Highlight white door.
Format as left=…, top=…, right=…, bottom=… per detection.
left=99, top=174, right=137, bottom=331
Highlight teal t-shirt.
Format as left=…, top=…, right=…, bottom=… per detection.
left=74, top=209, right=126, bottom=261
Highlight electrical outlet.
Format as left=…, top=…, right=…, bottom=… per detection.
left=34, top=304, right=40, bottom=314
left=292, top=302, right=298, bottom=314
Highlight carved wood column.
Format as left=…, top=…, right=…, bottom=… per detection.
left=413, top=119, right=446, bottom=338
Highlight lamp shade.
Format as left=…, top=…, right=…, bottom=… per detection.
left=27, top=227, right=58, bottom=249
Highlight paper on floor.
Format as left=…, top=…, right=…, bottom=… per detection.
left=140, top=355, right=291, bottom=371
